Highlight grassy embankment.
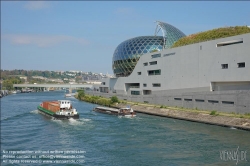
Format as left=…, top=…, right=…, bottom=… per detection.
left=171, top=26, right=250, bottom=48
left=75, top=93, right=250, bottom=119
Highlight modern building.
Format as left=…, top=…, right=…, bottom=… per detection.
left=113, top=21, right=186, bottom=77
left=89, top=21, right=250, bottom=114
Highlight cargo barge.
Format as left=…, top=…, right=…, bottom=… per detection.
left=93, top=106, right=136, bottom=117
left=37, top=100, right=79, bottom=119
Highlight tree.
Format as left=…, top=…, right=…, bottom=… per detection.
left=2, top=80, right=13, bottom=90
left=77, top=89, right=85, bottom=99
left=110, top=96, right=119, bottom=104
left=2, top=77, right=24, bottom=90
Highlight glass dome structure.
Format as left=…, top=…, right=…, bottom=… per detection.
left=112, top=21, right=186, bottom=77
left=112, top=36, right=164, bottom=77
left=155, top=21, right=186, bottom=49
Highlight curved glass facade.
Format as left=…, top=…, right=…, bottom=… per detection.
left=112, top=36, right=164, bottom=77
left=112, top=21, right=186, bottom=77
left=155, top=21, right=186, bottom=49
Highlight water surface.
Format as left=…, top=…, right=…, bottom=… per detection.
left=1, top=91, right=249, bottom=165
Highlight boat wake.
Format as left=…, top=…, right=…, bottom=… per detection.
left=51, top=117, right=91, bottom=126
left=30, top=110, right=39, bottom=114
left=118, top=116, right=130, bottom=119
left=68, top=118, right=82, bottom=125
left=118, top=115, right=137, bottom=119
left=81, top=118, right=91, bottom=122
left=68, top=118, right=91, bottom=126
left=90, top=111, right=98, bottom=115
left=230, top=127, right=237, bottom=130
left=50, top=119, right=64, bottom=126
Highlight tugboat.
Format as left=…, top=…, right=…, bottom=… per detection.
left=93, top=106, right=136, bottom=117
left=37, top=100, right=79, bottom=119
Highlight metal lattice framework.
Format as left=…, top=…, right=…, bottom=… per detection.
left=155, top=21, right=186, bottom=49
left=112, top=36, right=164, bottom=77
left=112, top=21, right=186, bottom=77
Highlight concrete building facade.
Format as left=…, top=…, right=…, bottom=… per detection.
left=89, top=33, right=250, bottom=114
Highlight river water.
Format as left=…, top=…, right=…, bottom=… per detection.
left=1, top=91, right=250, bottom=166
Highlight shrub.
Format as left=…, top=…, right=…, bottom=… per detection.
left=77, top=89, right=85, bottom=99
left=210, top=110, right=217, bottom=115
left=110, top=96, right=119, bottom=104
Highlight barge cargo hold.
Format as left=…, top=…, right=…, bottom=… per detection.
left=93, top=106, right=136, bottom=117
left=37, top=100, right=79, bottom=119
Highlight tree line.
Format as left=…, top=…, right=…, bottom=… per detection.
left=1, top=76, right=24, bottom=91
left=0, top=69, right=83, bottom=91
left=1, top=69, right=81, bottom=80
left=76, top=90, right=119, bottom=106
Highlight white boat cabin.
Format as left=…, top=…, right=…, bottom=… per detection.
left=119, top=108, right=134, bottom=114
left=58, top=100, right=72, bottom=109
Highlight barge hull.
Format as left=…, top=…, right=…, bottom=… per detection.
left=93, top=107, right=136, bottom=117
left=94, top=108, right=118, bottom=115
left=37, top=106, right=79, bottom=120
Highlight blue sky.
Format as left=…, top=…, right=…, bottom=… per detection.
left=1, top=1, right=250, bottom=74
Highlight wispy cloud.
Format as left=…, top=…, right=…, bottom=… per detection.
left=24, top=1, right=50, bottom=10
left=3, top=34, right=89, bottom=47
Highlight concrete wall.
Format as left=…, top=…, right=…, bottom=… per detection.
left=94, top=33, right=250, bottom=114
left=127, top=33, right=250, bottom=92
left=99, top=33, right=250, bottom=95
left=86, top=90, right=250, bottom=114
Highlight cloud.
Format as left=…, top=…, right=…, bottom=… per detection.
left=24, top=1, right=50, bottom=10
left=3, top=34, right=89, bottom=47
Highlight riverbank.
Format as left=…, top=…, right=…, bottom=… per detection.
left=115, top=103, right=250, bottom=131
left=76, top=94, right=250, bottom=131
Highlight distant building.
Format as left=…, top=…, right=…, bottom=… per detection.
left=32, top=76, right=46, bottom=80
left=86, top=81, right=102, bottom=85
left=90, top=21, right=250, bottom=114
left=19, top=76, right=27, bottom=82
left=47, top=78, right=63, bottom=83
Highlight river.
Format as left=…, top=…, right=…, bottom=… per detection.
left=1, top=91, right=249, bottom=166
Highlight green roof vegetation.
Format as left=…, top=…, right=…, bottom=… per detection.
left=171, top=26, right=250, bottom=48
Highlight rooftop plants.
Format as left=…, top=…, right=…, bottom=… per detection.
left=171, top=26, right=250, bottom=48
